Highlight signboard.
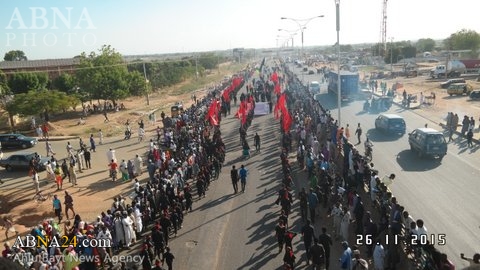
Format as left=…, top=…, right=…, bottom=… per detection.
left=254, top=102, right=269, bottom=115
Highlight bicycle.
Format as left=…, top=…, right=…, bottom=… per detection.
left=33, top=191, right=52, bottom=203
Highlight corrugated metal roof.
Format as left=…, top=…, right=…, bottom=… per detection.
left=0, top=58, right=80, bottom=69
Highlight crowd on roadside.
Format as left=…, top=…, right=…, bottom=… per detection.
left=1, top=71, right=251, bottom=270
left=267, top=61, right=475, bottom=270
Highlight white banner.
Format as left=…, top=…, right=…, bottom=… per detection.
left=254, top=102, right=269, bottom=115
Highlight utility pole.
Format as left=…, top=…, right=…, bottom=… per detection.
left=142, top=62, right=150, bottom=105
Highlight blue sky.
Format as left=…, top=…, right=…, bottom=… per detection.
left=1, top=0, right=479, bottom=60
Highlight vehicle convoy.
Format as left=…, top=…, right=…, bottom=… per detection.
left=470, top=89, right=480, bottom=100
left=0, top=134, right=38, bottom=149
left=0, top=152, right=49, bottom=172
left=308, top=81, right=321, bottom=94
left=430, top=60, right=466, bottom=78
left=447, top=83, right=473, bottom=96
left=374, top=114, right=406, bottom=135
left=408, top=128, right=447, bottom=160
left=327, top=70, right=359, bottom=102
left=440, top=78, right=466, bottom=89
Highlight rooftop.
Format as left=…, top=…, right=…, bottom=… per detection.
left=0, top=58, right=80, bottom=70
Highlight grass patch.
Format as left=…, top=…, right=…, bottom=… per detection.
left=172, top=62, right=245, bottom=96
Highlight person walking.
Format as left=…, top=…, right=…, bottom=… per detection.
left=310, top=238, right=326, bottom=270
left=254, top=133, right=261, bottom=152
left=89, top=134, right=96, bottom=152
left=2, top=216, right=19, bottom=240
left=99, top=129, right=103, bottom=145
left=64, top=191, right=76, bottom=220
left=32, top=169, right=40, bottom=193
left=317, top=227, right=333, bottom=269
left=301, top=219, right=316, bottom=265
left=355, top=123, right=363, bottom=144
left=52, top=195, right=62, bottom=222
left=163, top=247, right=175, bottom=270
left=230, top=165, right=239, bottom=194
left=275, top=219, right=286, bottom=253
left=46, top=139, right=56, bottom=156
left=239, top=164, right=248, bottom=193
left=308, top=189, right=319, bottom=224
left=340, top=241, right=352, bottom=270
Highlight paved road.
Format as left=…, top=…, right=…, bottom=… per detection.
left=297, top=65, right=480, bottom=269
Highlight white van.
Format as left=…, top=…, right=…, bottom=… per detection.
left=309, top=81, right=320, bottom=94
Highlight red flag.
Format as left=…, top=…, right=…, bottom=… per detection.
left=274, top=93, right=287, bottom=119
left=274, top=82, right=281, bottom=95
left=282, top=109, right=292, bottom=132
left=206, top=99, right=219, bottom=126
left=271, top=72, right=278, bottom=83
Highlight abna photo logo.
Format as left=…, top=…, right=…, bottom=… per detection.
left=5, top=7, right=97, bottom=47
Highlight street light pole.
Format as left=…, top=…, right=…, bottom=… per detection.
left=335, top=0, right=341, bottom=127
left=280, top=15, right=324, bottom=62
left=390, top=37, right=394, bottom=72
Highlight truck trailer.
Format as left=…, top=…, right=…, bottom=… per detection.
left=328, top=70, right=359, bottom=102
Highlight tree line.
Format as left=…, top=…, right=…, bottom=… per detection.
left=0, top=45, right=226, bottom=128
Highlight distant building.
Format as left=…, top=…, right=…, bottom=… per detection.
left=0, top=58, right=80, bottom=79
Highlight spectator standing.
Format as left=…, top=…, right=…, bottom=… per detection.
left=84, top=148, right=92, bottom=169
left=69, top=163, right=77, bottom=186
left=352, top=250, right=369, bottom=270
left=64, top=191, right=76, bottom=220
left=467, top=129, right=474, bottom=147
left=52, top=195, right=62, bottom=222
left=99, top=129, right=103, bottom=145
left=2, top=216, right=19, bottom=240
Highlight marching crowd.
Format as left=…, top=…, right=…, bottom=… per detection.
left=1, top=72, right=249, bottom=270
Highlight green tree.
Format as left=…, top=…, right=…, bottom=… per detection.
left=4, top=50, right=27, bottom=61
left=198, top=53, right=218, bottom=70
left=52, top=73, right=76, bottom=93
left=415, top=38, right=436, bottom=52
left=7, top=72, right=49, bottom=94
left=127, top=70, right=147, bottom=96
left=76, top=45, right=130, bottom=105
left=7, top=90, right=77, bottom=122
left=444, top=29, right=480, bottom=57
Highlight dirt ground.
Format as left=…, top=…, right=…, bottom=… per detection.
left=0, top=63, right=239, bottom=243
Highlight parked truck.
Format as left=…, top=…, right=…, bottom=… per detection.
left=430, top=60, right=466, bottom=78
left=328, top=70, right=359, bottom=102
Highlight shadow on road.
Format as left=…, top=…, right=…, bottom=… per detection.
left=395, top=149, right=442, bottom=171
left=365, top=128, right=404, bottom=142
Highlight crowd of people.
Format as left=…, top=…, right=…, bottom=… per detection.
left=1, top=71, right=250, bottom=269
left=445, top=112, right=478, bottom=146
left=268, top=61, right=473, bottom=270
